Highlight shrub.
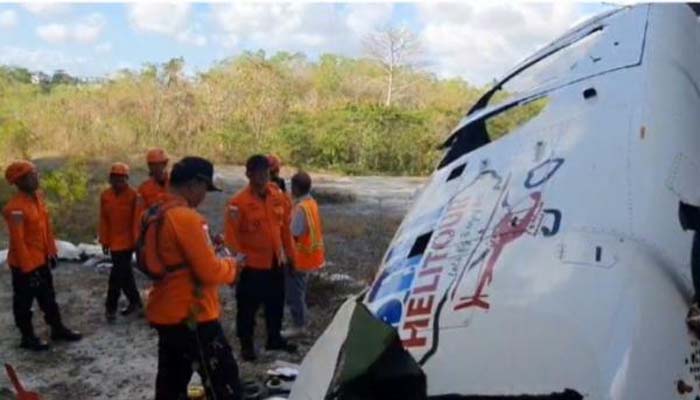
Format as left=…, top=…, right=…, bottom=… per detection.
left=41, top=160, right=95, bottom=242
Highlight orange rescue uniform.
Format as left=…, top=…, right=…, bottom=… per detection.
left=135, top=176, right=170, bottom=240
left=2, top=192, right=58, bottom=273
left=138, top=176, right=170, bottom=208
left=294, top=197, right=325, bottom=271
left=99, top=186, right=139, bottom=252
left=146, top=194, right=237, bottom=325
left=224, top=184, right=295, bottom=269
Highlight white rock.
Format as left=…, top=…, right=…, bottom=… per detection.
left=77, top=243, right=103, bottom=258
left=56, top=240, right=81, bottom=260
left=326, top=273, right=354, bottom=283
left=266, top=367, right=299, bottom=378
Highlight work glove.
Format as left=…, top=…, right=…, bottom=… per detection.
left=102, top=246, right=110, bottom=256
left=48, top=256, right=58, bottom=270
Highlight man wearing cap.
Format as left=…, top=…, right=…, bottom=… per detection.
left=268, top=155, right=286, bottom=193
left=224, top=154, right=297, bottom=361
left=99, top=162, right=142, bottom=322
left=138, top=148, right=170, bottom=209
left=145, top=156, right=243, bottom=400
left=2, top=160, right=82, bottom=351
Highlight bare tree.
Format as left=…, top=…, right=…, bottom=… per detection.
left=363, top=25, right=422, bottom=107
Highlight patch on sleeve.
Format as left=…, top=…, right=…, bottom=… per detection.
left=228, top=205, right=240, bottom=220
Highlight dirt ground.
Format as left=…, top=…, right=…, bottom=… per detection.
left=0, top=167, right=423, bottom=399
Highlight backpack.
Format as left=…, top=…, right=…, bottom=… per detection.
left=135, top=201, right=187, bottom=280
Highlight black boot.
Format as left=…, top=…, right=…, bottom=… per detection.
left=240, top=338, right=257, bottom=362
left=20, top=335, right=49, bottom=351
left=51, top=325, right=82, bottom=342
left=266, top=337, right=297, bottom=354
left=120, top=302, right=142, bottom=317
left=18, top=321, right=49, bottom=351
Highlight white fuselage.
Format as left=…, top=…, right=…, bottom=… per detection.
left=292, top=4, right=700, bottom=399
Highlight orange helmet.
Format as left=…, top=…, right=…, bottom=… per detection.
left=109, top=162, right=130, bottom=176
left=146, top=148, right=169, bottom=164
left=267, top=154, right=281, bottom=173
left=4, top=160, right=36, bottom=184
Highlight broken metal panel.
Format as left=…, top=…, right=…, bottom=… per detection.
left=288, top=297, right=356, bottom=400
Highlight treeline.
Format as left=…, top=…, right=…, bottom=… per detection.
left=0, top=51, right=489, bottom=175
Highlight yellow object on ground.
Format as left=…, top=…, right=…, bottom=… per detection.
left=187, top=385, right=205, bottom=399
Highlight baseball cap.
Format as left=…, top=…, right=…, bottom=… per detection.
left=170, top=156, right=221, bottom=192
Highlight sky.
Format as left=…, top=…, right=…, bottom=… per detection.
left=0, top=2, right=617, bottom=85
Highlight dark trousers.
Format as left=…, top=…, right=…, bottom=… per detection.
left=105, top=250, right=141, bottom=312
left=11, top=266, right=63, bottom=337
left=236, top=267, right=285, bottom=344
left=155, top=321, right=242, bottom=400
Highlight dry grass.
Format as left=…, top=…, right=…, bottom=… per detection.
left=322, top=209, right=402, bottom=286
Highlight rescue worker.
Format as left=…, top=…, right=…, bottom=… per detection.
left=146, top=156, right=242, bottom=400
left=2, top=161, right=82, bottom=351
left=99, top=162, right=142, bottom=322
left=138, top=148, right=170, bottom=208
left=224, top=155, right=297, bottom=361
left=282, top=171, right=325, bottom=339
left=268, top=154, right=286, bottom=193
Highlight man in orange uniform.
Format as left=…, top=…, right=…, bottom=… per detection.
left=282, top=171, right=325, bottom=339
left=138, top=148, right=170, bottom=209
left=2, top=161, right=82, bottom=351
left=224, top=155, right=297, bottom=361
left=145, top=156, right=242, bottom=400
left=99, top=162, right=142, bottom=322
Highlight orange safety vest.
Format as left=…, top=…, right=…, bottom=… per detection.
left=294, top=197, right=325, bottom=271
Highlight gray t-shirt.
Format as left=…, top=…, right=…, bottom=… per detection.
left=291, top=195, right=312, bottom=237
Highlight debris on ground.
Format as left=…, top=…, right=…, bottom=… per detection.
left=318, top=272, right=360, bottom=287
left=5, top=363, right=41, bottom=400
left=56, top=240, right=104, bottom=262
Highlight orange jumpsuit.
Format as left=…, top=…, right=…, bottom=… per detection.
left=146, top=194, right=238, bottom=326
left=224, top=183, right=295, bottom=269
left=2, top=191, right=57, bottom=273
left=100, top=186, right=142, bottom=312
left=137, top=177, right=170, bottom=208
left=99, top=187, right=139, bottom=251
left=135, top=176, right=170, bottom=240
left=223, top=183, right=294, bottom=345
